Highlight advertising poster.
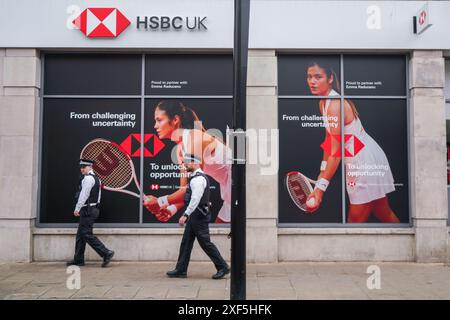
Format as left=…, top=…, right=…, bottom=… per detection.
left=278, top=54, right=408, bottom=224
left=40, top=98, right=142, bottom=223
left=142, top=98, right=233, bottom=223
left=43, top=53, right=142, bottom=95
left=278, top=55, right=343, bottom=223
left=40, top=54, right=142, bottom=224
left=40, top=54, right=233, bottom=224
left=342, top=55, right=408, bottom=223
left=343, top=55, right=406, bottom=96
left=142, top=55, right=233, bottom=224
left=145, top=54, right=232, bottom=96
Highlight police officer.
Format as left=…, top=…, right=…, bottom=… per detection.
left=67, top=159, right=114, bottom=268
left=167, top=154, right=230, bottom=279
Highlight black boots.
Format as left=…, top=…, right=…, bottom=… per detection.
left=212, top=267, right=230, bottom=280
left=166, top=269, right=188, bottom=278
left=101, top=250, right=115, bottom=268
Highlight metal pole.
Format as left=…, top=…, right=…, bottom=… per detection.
left=231, top=0, right=250, bottom=300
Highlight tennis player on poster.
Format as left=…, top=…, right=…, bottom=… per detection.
left=301, top=60, right=400, bottom=223
left=143, top=100, right=232, bottom=223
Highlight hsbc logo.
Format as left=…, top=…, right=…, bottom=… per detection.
left=72, top=8, right=131, bottom=38
left=150, top=184, right=160, bottom=190
left=320, top=134, right=365, bottom=158
left=119, top=133, right=165, bottom=158
left=418, top=10, right=427, bottom=26
left=414, top=3, right=432, bottom=35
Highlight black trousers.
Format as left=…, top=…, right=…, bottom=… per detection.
left=74, top=206, right=109, bottom=262
left=175, top=211, right=228, bottom=272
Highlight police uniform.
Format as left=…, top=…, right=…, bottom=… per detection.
left=168, top=155, right=229, bottom=279
left=67, top=159, right=114, bottom=267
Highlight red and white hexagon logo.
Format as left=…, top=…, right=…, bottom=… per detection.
left=418, top=10, right=427, bottom=26
left=72, top=8, right=130, bottom=38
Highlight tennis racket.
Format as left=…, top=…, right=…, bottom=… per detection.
left=285, top=171, right=317, bottom=212
left=80, top=138, right=141, bottom=198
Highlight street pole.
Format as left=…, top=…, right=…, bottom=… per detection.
left=230, top=0, right=250, bottom=301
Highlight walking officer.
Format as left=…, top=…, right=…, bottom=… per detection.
left=67, top=159, right=114, bottom=268
left=167, top=154, right=230, bottom=279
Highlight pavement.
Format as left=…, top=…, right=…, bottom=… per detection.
left=1, top=261, right=450, bottom=300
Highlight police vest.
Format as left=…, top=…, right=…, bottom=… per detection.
left=76, top=172, right=101, bottom=206
left=184, top=171, right=210, bottom=214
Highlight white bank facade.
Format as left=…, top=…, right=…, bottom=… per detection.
left=0, top=0, right=450, bottom=263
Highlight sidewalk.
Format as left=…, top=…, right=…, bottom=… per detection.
left=1, top=262, right=450, bottom=300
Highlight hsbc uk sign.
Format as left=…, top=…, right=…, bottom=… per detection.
left=72, top=7, right=207, bottom=38
left=136, top=16, right=207, bottom=31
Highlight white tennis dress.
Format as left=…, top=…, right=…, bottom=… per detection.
left=323, top=90, right=395, bottom=204
left=181, top=129, right=232, bottom=222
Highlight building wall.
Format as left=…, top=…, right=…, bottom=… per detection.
left=0, top=49, right=40, bottom=262
left=0, top=48, right=449, bottom=263
left=410, top=51, right=449, bottom=262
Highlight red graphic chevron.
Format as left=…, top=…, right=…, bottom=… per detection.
left=320, top=134, right=364, bottom=158
left=119, top=134, right=165, bottom=158
left=73, top=8, right=130, bottom=38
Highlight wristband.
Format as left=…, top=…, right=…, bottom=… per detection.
left=167, top=204, right=178, bottom=215
left=157, top=195, right=169, bottom=209
left=315, top=178, right=330, bottom=192
left=320, top=161, right=327, bottom=171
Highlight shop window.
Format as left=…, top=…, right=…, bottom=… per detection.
left=278, top=54, right=408, bottom=225
left=39, top=54, right=232, bottom=225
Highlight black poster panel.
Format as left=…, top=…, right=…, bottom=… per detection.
left=278, top=55, right=341, bottom=96
left=145, top=55, right=233, bottom=96
left=343, top=55, right=406, bottom=96
left=343, top=99, right=409, bottom=223
left=44, top=54, right=142, bottom=95
left=40, top=99, right=141, bottom=223
left=278, top=99, right=343, bottom=223
left=142, top=98, right=233, bottom=224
